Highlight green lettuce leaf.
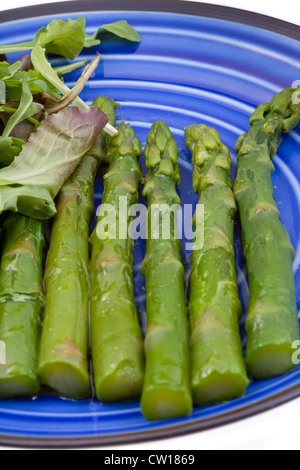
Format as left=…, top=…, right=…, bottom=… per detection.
left=84, top=20, right=141, bottom=48
left=99, top=20, right=141, bottom=42
left=83, top=33, right=100, bottom=49
left=0, top=137, right=25, bottom=167
left=0, top=106, right=108, bottom=218
left=0, top=18, right=85, bottom=58
left=0, top=185, right=56, bottom=218
left=31, top=46, right=88, bottom=110
left=2, top=77, right=40, bottom=138
left=0, top=61, right=21, bottom=80
left=1, top=59, right=59, bottom=102
left=3, top=69, right=61, bottom=101
left=0, top=18, right=83, bottom=58
left=37, top=18, right=85, bottom=60
left=0, top=106, right=41, bottom=128
left=0, top=17, right=140, bottom=59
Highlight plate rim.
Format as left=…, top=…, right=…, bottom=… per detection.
left=0, top=0, right=300, bottom=448
left=0, top=384, right=299, bottom=448
left=1, top=0, right=300, bottom=40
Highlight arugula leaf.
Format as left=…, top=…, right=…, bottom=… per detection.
left=2, top=78, right=40, bottom=137
left=0, top=61, right=21, bottom=80
left=31, top=45, right=75, bottom=95
left=84, top=20, right=141, bottom=48
left=0, top=18, right=86, bottom=59
left=37, top=19, right=85, bottom=60
left=0, top=43, right=35, bottom=55
left=99, top=20, right=141, bottom=42
left=43, top=56, right=100, bottom=114
left=0, top=26, right=46, bottom=55
left=31, top=46, right=88, bottom=110
left=0, top=105, right=17, bottom=114
left=0, top=106, right=108, bottom=218
left=84, top=32, right=101, bottom=49
left=0, top=106, right=40, bottom=127
left=2, top=68, right=61, bottom=102
left=0, top=102, right=42, bottom=145
left=0, top=17, right=140, bottom=60
left=54, top=60, right=87, bottom=76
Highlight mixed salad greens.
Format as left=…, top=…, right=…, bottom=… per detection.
left=0, top=17, right=140, bottom=218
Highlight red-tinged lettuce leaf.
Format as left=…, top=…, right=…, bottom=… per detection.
left=0, top=106, right=108, bottom=218
left=19, top=54, right=33, bottom=72
left=8, top=102, right=43, bottom=142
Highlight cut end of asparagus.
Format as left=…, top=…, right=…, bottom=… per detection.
left=104, top=122, right=119, bottom=137
left=141, top=388, right=193, bottom=422
left=95, top=364, right=143, bottom=403
left=0, top=375, right=39, bottom=398
left=247, top=345, right=296, bottom=380
left=192, top=373, right=249, bottom=407
left=38, top=362, right=91, bottom=400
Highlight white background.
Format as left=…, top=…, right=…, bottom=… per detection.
left=0, top=0, right=300, bottom=451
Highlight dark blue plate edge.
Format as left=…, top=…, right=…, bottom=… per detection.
left=0, top=384, right=299, bottom=448
left=0, top=0, right=299, bottom=448
left=1, top=0, right=300, bottom=41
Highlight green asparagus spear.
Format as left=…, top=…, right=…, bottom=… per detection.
left=0, top=96, right=45, bottom=398
left=234, top=87, right=300, bottom=380
left=185, top=124, right=249, bottom=406
left=140, top=121, right=192, bottom=421
left=90, top=122, right=144, bottom=402
left=37, top=96, right=117, bottom=399
left=0, top=214, right=45, bottom=397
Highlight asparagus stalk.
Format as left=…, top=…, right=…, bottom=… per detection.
left=234, top=87, right=300, bottom=380
left=0, top=90, right=45, bottom=397
left=0, top=214, right=45, bottom=397
left=140, top=121, right=192, bottom=421
left=185, top=124, right=249, bottom=406
left=37, top=96, right=117, bottom=399
left=90, top=122, right=144, bottom=402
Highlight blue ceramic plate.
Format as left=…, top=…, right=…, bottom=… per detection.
left=0, top=0, right=300, bottom=447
